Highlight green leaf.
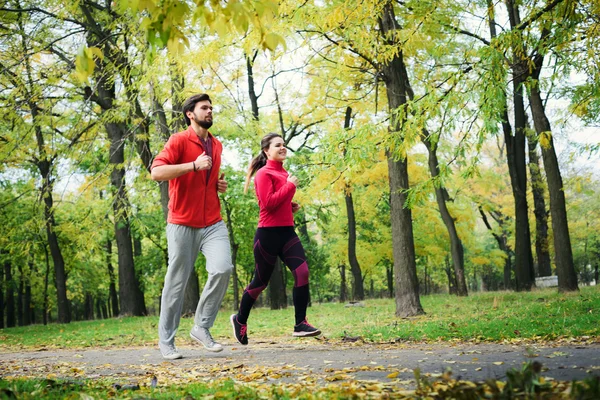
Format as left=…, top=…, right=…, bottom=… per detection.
left=74, top=46, right=95, bottom=83
left=263, top=32, right=285, bottom=51
left=233, top=11, right=249, bottom=34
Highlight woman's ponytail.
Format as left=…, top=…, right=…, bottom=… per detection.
left=244, top=152, right=267, bottom=193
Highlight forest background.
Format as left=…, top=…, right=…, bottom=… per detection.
left=0, top=0, right=599, bottom=327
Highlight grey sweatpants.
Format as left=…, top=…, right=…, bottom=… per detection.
left=158, top=221, right=233, bottom=347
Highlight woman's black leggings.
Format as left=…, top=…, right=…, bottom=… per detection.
left=237, top=227, right=310, bottom=325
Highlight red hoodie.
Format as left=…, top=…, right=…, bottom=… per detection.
left=151, top=126, right=223, bottom=228
left=254, top=160, right=296, bottom=227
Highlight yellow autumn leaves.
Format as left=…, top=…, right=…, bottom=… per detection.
left=74, top=0, right=285, bottom=83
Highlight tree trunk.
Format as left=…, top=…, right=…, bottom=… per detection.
left=528, top=87, right=578, bottom=292
left=506, top=0, right=536, bottom=291
left=170, top=60, right=186, bottom=131
left=95, top=298, right=101, bottom=320
left=109, top=154, right=146, bottom=316
left=296, top=210, right=310, bottom=242
left=386, top=263, right=394, bottom=298
left=342, top=107, right=365, bottom=300
left=445, top=255, right=457, bottom=295
left=0, top=259, right=4, bottom=329
left=95, top=98, right=145, bottom=317
left=30, top=104, right=70, bottom=322
left=345, top=189, right=365, bottom=300
left=527, top=129, right=552, bottom=277
left=152, top=88, right=172, bottom=220
left=246, top=51, right=260, bottom=121
left=43, top=178, right=70, bottom=322
left=80, top=2, right=146, bottom=316
left=478, top=207, right=513, bottom=290
left=268, top=259, right=287, bottom=309
left=4, top=261, right=16, bottom=328
left=24, top=255, right=33, bottom=326
left=16, top=12, right=72, bottom=322
left=423, top=265, right=429, bottom=295
left=489, top=0, right=534, bottom=291
left=100, top=300, right=108, bottom=319
left=389, top=17, right=467, bottom=297
left=383, top=2, right=467, bottom=296
left=17, top=265, right=24, bottom=326
left=339, top=265, right=347, bottom=303
left=524, top=23, right=578, bottom=291
left=43, top=244, right=50, bottom=325
left=421, top=134, right=468, bottom=296
left=84, top=293, right=94, bottom=320
left=295, top=210, right=313, bottom=307
left=508, top=84, right=535, bottom=291
left=106, top=238, right=119, bottom=317
left=222, top=197, right=241, bottom=308
left=379, top=2, right=424, bottom=317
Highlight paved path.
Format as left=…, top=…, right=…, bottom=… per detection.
left=1, top=341, right=599, bottom=388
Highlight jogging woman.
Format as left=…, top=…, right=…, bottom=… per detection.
left=230, top=133, right=321, bottom=345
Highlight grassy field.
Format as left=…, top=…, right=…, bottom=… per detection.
left=1, top=287, right=599, bottom=399
left=1, top=286, right=598, bottom=350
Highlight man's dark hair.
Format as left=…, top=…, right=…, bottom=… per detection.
left=182, top=94, right=211, bottom=126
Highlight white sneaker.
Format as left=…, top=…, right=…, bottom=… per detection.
left=159, top=343, right=182, bottom=360
left=190, top=325, right=223, bottom=352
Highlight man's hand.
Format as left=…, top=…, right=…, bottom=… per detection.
left=292, top=202, right=300, bottom=213
left=195, top=152, right=212, bottom=171
left=217, top=173, right=227, bottom=193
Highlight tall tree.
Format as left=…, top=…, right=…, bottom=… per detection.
left=525, top=20, right=579, bottom=291
left=498, top=0, right=536, bottom=290
left=421, top=131, right=468, bottom=296
left=0, top=259, right=4, bottom=329
left=378, top=1, right=424, bottom=316
left=300, top=0, right=425, bottom=315
left=469, top=0, right=536, bottom=291
left=342, top=107, right=365, bottom=300
left=0, top=4, right=94, bottom=322
left=78, top=1, right=147, bottom=315
left=4, top=260, right=15, bottom=327
left=479, top=207, right=513, bottom=289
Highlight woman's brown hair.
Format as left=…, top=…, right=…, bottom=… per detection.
left=244, top=133, right=283, bottom=193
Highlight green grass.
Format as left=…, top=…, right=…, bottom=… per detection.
left=1, top=286, right=598, bottom=350
left=0, top=378, right=272, bottom=400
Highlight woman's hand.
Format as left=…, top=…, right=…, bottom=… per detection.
left=287, top=174, right=298, bottom=186
left=292, top=202, right=300, bottom=213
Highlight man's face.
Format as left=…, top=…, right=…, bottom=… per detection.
left=189, top=100, right=213, bottom=129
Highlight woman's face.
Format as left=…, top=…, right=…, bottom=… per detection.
left=264, top=137, right=287, bottom=162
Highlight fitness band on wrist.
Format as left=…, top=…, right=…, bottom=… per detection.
left=192, top=161, right=197, bottom=172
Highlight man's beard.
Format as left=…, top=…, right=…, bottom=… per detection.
left=194, top=115, right=213, bottom=129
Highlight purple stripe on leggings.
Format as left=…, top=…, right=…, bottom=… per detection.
left=255, top=239, right=277, bottom=265
left=293, top=262, right=309, bottom=287
left=246, top=285, right=266, bottom=300
left=282, top=236, right=300, bottom=254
